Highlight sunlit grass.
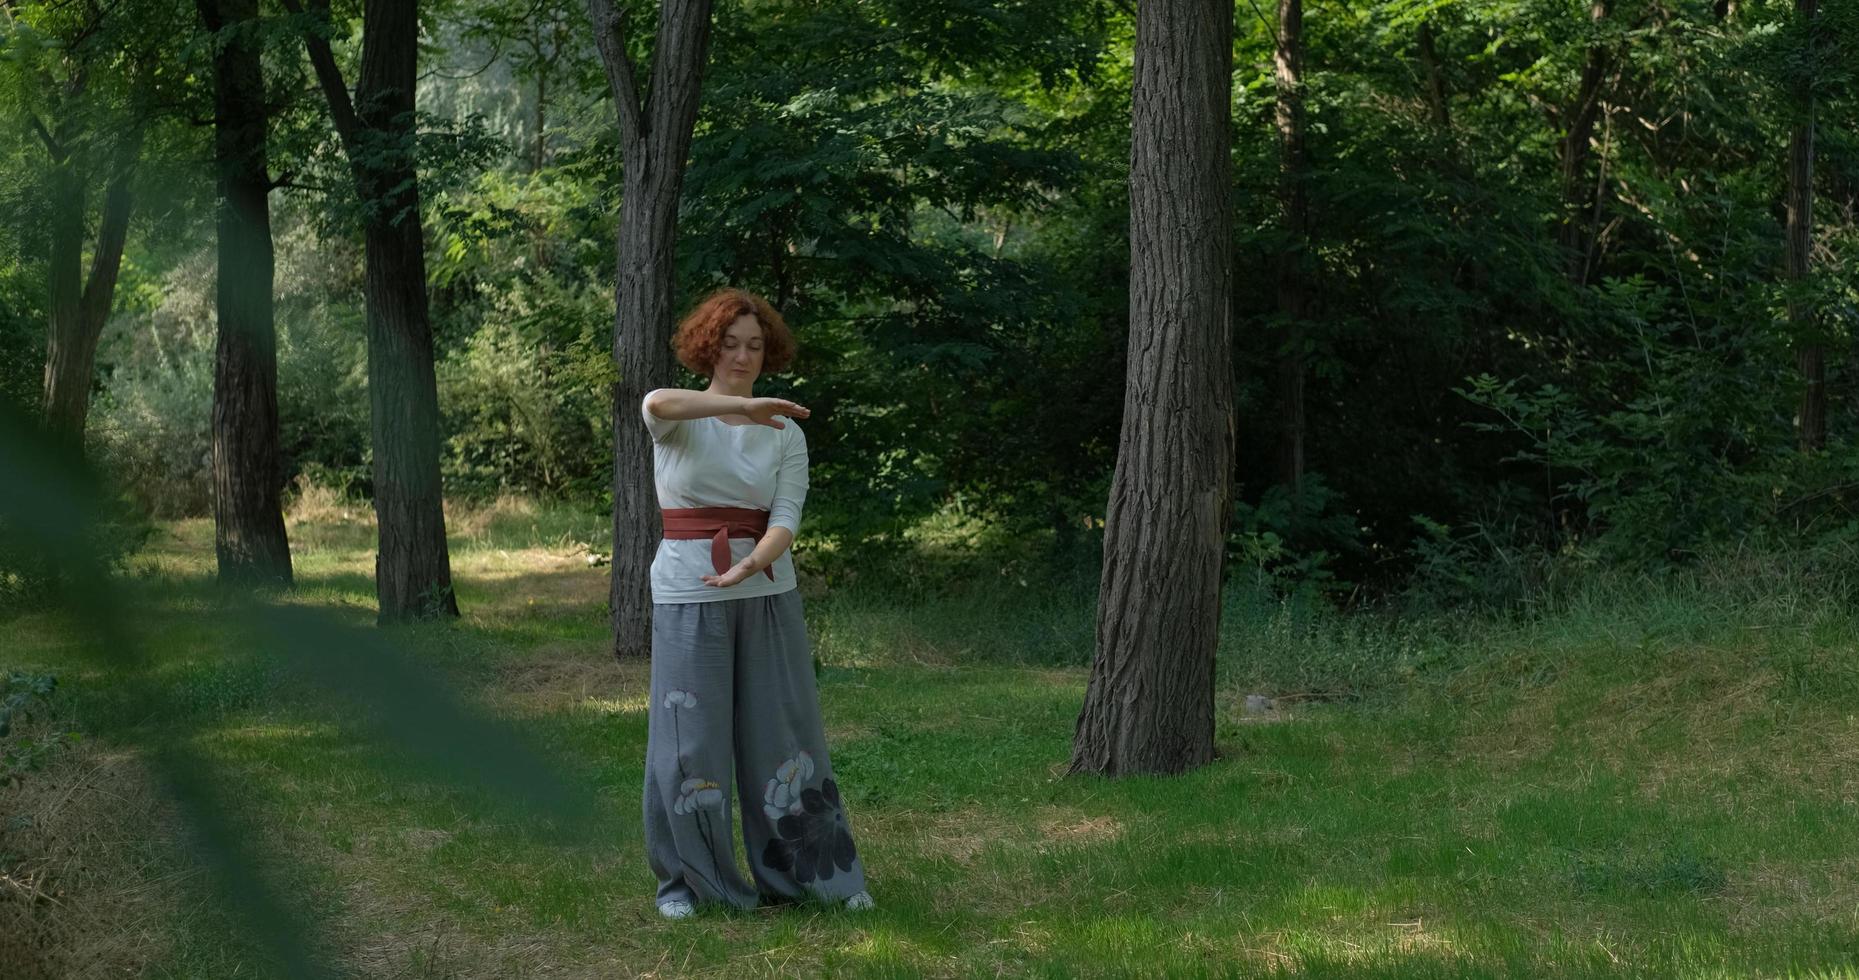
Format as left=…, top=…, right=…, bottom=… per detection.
left=6, top=498, right=1859, bottom=976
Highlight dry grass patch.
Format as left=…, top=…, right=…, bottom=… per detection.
left=0, top=744, right=187, bottom=980
left=1033, top=808, right=1124, bottom=849
left=1720, top=856, right=1859, bottom=936
left=444, top=494, right=539, bottom=540
left=816, top=626, right=959, bottom=669
left=286, top=476, right=374, bottom=528
left=496, top=645, right=647, bottom=717
left=457, top=553, right=609, bottom=623
left=319, top=862, right=643, bottom=980
left=856, top=805, right=1034, bottom=870
left=1452, top=654, right=1804, bottom=798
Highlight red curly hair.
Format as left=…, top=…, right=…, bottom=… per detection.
left=673, top=288, right=796, bottom=377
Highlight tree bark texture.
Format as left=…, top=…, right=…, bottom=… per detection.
left=1071, top=0, right=1235, bottom=778
left=40, top=130, right=137, bottom=444
left=290, top=0, right=458, bottom=619
left=1274, top=0, right=1308, bottom=491
left=589, top=0, right=714, bottom=660
left=356, top=0, right=457, bottom=620
left=1790, top=0, right=1822, bottom=452
left=201, top=0, right=294, bottom=587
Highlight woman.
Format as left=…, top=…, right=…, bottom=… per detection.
left=639, top=288, right=872, bottom=919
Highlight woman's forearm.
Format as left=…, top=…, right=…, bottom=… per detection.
left=647, top=388, right=747, bottom=421
left=745, top=527, right=794, bottom=572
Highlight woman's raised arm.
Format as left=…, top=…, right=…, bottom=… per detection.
left=644, top=389, right=809, bottom=428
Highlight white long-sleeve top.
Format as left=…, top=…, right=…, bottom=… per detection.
left=641, top=389, right=808, bottom=603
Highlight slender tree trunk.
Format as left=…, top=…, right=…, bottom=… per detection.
left=41, top=147, right=84, bottom=439
left=589, top=0, right=714, bottom=660
left=1790, top=0, right=1822, bottom=452
left=41, top=132, right=136, bottom=444
left=1417, top=19, right=1451, bottom=131
left=201, top=0, right=293, bottom=587
left=1274, top=0, right=1308, bottom=491
left=533, top=17, right=548, bottom=174
left=1071, top=0, right=1234, bottom=778
left=1558, top=0, right=1612, bottom=286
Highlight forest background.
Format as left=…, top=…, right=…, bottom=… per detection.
left=5, top=0, right=1859, bottom=975
left=5, top=0, right=1854, bottom=609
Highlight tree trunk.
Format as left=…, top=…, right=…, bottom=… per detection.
left=354, top=0, right=457, bottom=620
left=201, top=0, right=294, bottom=587
left=1417, top=19, right=1451, bottom=131
left=1071, top=0, right=1234, bottom=778
left=41, top=133, right=136, bottom=444
left=1274, top=0, right=1308, bottom=491
left=589, top=0, right=714, bottom=660
left=533, top=17, right=548, bottom=174
left=1790, top=0, right=1822, bottom=452
left=287, top=0, right=457, bottom=618
left=1558, top=0, right=1612, bottom=286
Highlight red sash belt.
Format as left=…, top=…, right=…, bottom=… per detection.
left=660, top=506, right=776, bottom=580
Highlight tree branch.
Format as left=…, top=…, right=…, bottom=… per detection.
left=420, top=43, right=502, bottom=82
left=641, top=0, right=713, bottom=169
left=271, top=175, right=336, bottom=194
left=27, top=112, right=63, bottom=159
left=279, top=0, right=363, bottom=158
left=587, top=0, right=644, bottom=144
left=80, top=125, right=143, bottom=334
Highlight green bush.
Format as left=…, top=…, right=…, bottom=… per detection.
left=438, top=270, right=614, bottom=499
left=89, top=217, right=370, bottom=516
left=0, top=672, right=80, bottom=789
left=0, top=500, right=150, bottom=612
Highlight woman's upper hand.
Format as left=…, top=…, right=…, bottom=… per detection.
left=741, top=397, right=810, bottom=429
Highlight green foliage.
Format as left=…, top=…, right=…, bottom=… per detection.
left=1455, top=265, right=1810, bottom=568
left=0, top=116, right=42, bottom=420
left=1227, top=474, right=1365, bottom=609
left=1401, top=512, right=1560, bottom=613
left=0, top=490, right=150, bottom=611
left=2, top=0, right=1853, bottom=602
left=428, top=171, right=616, bottom=497
left=0, top=671, right=79, bottom=789
left=89, top=213, right=371, bottom=515
left=666, top=0, right=1120, bottom=542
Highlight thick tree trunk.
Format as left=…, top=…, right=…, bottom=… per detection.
left=201, top=0, right=294, bottom=587
left=1071, top=0, right=1234, bottom=778
left=1274, top=0, right=1308, bottom=491
left=589, top=0, right=714, bottom=660
left=41, top=136, right=136, bottom=444
left=355, top=0, right=457, bottom=620
left=1558, top=0, right=1612, bottom=286
left=1790, top=0, right=1822, bottom=452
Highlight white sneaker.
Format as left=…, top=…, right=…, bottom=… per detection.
left=657, top=899, right=695, bottom=920
left=844, top=890, right=874, bottom=911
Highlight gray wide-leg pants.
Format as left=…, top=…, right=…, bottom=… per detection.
left=643, top=589, right=868, bottom=910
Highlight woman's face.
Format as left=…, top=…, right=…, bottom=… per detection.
left=715, top=313, right=765, bottom=386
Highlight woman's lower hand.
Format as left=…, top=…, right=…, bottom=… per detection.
left=701, top=557, right=762, bottom=588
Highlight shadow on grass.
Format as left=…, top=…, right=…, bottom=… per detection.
left=0, top=407, right=617, bottom=979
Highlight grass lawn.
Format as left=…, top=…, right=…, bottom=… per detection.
left=4, top=501, right=1859, bottom=978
